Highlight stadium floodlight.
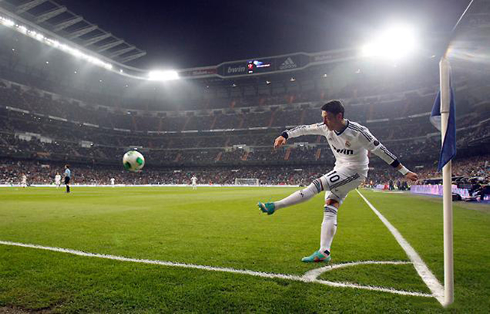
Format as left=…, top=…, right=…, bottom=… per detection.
left=0, top=14, right=113, bottom=71
left=46, top=39, right=60, bottom=48
left=35, top=33, right=45, bottom=41
left=361, top=24, right=418, bottom=60
left=148, top=70, right=179, bottom=81
left=18, top=25, right=28, bottom=34
left=0, top=18, right=15, bottom=27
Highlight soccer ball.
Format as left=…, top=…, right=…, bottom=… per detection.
left=123, top=150, right=145, bottom=172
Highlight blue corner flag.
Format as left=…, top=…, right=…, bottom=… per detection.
left=430, top=85, right=456, bottom=172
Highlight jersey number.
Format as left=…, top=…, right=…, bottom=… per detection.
left=327, top=171, right=340, bottom=183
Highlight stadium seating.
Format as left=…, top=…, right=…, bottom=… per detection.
left=1, top=78, right=489, bottom=172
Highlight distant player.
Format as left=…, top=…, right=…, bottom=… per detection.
left=21, top=173, right=27, bottom=188
left=64, top=164, right=71, bottom=193
left=191, top=175, right=198, bottom=190
left=55, top=173, right=61, bottom=188
left=110, top=177, right=115, bottom=187
left=257, top=100, right=418, bottom=263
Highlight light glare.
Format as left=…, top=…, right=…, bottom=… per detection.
left=1, top=18, right=15, bottom=27
left=361, top=24, right=417, bottom=60
left=148, top=70, right=179, bottom=81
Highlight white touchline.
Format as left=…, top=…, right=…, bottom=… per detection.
left=356, top=190, right=445, bottom=305
left=0, top=240, right=432, bottom=298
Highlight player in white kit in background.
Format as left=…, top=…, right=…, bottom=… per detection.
left=110, top=177, right=115, bottom=187
left=21, top=174, right=27, bottom=188
left=258, top=100, right=418, bottom=263
left=55, top=173, right=61, bottom=188
left=191, top=175, right=198, bottom=190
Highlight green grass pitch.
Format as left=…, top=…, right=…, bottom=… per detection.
left=0, top=186, right=489, bottom=313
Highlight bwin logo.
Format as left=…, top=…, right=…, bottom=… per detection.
left=332, top=145, right=353, bottom=155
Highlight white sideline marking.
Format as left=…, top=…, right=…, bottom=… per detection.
left=0, top=240, right=432, bottom=299
left=356, top=190, right=445, bottom=305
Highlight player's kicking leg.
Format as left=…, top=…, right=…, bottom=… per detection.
left=258, top=169, right=339, bottom=214
left=258, top=168, right=364, bottom=263
left=257, top=171, right=330, bottom=215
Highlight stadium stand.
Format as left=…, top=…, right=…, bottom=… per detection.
left=0, top=19, right=489, bottom=188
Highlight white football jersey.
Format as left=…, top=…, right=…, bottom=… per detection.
left=284, top=120, right=397, bottom=177
left=191, top=176, right=197, bottom=184
left=55, top=175, right=61, bottom=182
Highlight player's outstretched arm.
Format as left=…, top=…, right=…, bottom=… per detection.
left=356, top=125, right=417, bottom=180
left=275, top=123, right=326, bottom=149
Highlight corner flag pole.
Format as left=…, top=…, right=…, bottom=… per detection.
left=438, top=0, right=475, bottom=306
left=439, top=57, right=453, bottom=306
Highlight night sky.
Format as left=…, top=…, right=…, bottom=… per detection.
left=56, top=0, right=470, bottom=70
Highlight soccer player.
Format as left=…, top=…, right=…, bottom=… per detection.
left=21, top=173, right=27, bottom=188
left=110, top=177, right=115, bottom=187
left=55, top=173, right=61, bottom=188
left=191, top=175, right=198, bottom=190
left=64, top=164, right=71, bottom=193
left=257, top=100, right=418, bottom=263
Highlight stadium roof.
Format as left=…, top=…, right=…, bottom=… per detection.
left=1, top=0, right=486, bottom=83
left=0, top=0, right=146, bottom=64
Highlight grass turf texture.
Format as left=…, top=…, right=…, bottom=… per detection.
left=0, top=187, right=488, bottom=313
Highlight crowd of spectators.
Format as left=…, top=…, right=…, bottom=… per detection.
left=366, top=155, right=490, bottom=187
left=1, top=71, right=489, bottom=188
left=415, top=155, right=489, bottom=182
left=0, top=158, right=321, bottom=186
left=1, top=155, right=488, bottom=187
left=0, top=78, right=446, bottom=133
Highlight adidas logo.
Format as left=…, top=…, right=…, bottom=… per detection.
left=279, top=57, right=297, bottom=70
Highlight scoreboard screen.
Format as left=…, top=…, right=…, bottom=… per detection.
left=247, top=59, right=273, bottom=74
left=194, top=52, right=349, bottom=78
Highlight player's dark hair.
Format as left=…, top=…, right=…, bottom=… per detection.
left=321, top=100, right=344, bottom=118
left=65, top=164, right=70, bottom=168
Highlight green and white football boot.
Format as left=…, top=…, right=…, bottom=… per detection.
left=301, top=250, right=331, bottom=263
left=257, top=202, right=275, bottom=215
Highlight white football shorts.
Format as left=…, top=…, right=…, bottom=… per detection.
left=311, top=167, right=365, bottom=205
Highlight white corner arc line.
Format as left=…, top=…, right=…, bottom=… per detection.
left=0, top=240, right=432, bottom=299
left=303, top=260, right=412, bottom=281
left=356, top=190, right=445, bottom=305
